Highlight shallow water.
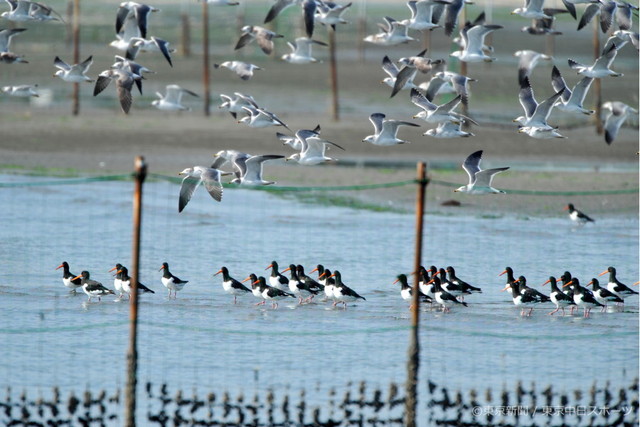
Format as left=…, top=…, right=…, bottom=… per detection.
left=0, top=175, right=638, bottom=424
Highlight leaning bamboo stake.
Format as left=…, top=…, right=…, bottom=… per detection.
left=405, top=162, right=427, bottom=427
left=592, top=20, right=603, bottom=135
left=124, top=156, right=146, bottom=427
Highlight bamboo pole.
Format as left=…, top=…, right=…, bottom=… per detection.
left=124, top=156, right=147, bottom=427
left=71, top=0, right=80, bottom=116
left=328, top=27, right=339, bottom=121
left=181, top=13, right=191, bottom=57
left=593, top=20, right=603, bottom=134
left=405, top=162, right=427, bottom=427
left=202, top=1, right=210, bottom=116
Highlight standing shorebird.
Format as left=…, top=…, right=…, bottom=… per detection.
left=159, top=262, right=188, bottom=298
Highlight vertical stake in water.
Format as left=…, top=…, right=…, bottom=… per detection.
left=202, top=1, right=210, bottom=116
left=71, top=0, right=80, bottom=116
left=125, top=156, right=146, bottom=427
left=328, top=27, right=339, bottom=121
left=406, top=162, right=427, bottom=427
left=592, top=20, right=603, bottom=135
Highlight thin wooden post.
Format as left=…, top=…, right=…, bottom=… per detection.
left=406, top=162, right=427, bottom=427
left=592, top=20, right=603, bottom=134
left=458, top=6, right=469, bottom=124
left=328, top=27, right=339, bottom=121
left=181, top=13, right=191, bottom=57
left=357, top=0, right=366, bottom=62
left=202, top=1, right=210, bottom=116
left=71, top=0, right=80, bottom=116
left=125, top=156, right=146, bottom=427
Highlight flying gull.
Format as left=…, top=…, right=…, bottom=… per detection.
left=362, top=113, right=420, bottom=146
left=152, top=84, right=198, bottom=111
left=454, top=150, right=509, bottom=194
left=177, top=166, right=231, bottom=212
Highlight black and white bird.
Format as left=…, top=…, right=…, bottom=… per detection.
left=72, top=271, right=115, bottom=302
left=504, top=276, right=549, bottom=316
left=541, top=276, right=575, bottom=316
left=446, top=266, right=482, bottom=295
left=152, top=85, right=198, bottom=112
left=282, top=264, right=320, bottom=304
left=564, top=203, right=595, bottom=224
left=53, top=56, right=94, bottom=83
left=56, top=261, right=82, bottom=293
left=281, top=37, right=327, bottom=64
left=108, top=263, right=125, bottom=298
left=115, top=2, right=160, bottom=40
left=93, top=68, right=140, bottom=114
left=454, top=150, right=509, bottom=194
left=427, top=276, right=467, bottom=313
left=263, top=0, right=316, bottom=37
left=328, top=270, right=365, bottom=309
left=394, top=274, right=432, bottom=308
left=563, top=278, right=604, bottom=318
left=214, top=61, right=262, bottom=80
left=598, top=266, right=638, bottom=303
left=118, top=266, right=155, bottom=298
left=159, top=262, right=188, bottom=298
left=550, top=66, right=594, bottom=116
left=568, top=43, right=622, bottom=78
left=252, top=276, right=294, bottom=309
left=214, top=266, right=251, bottom=304
left=265, top=261, right=290, bottom=292
left=586, top=278, right=623, bottom=311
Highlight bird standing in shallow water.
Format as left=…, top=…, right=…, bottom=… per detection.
left=72, top=271, right=115, bottom=302
left=159, top=262, right=188, bottom=298
left=564, top=203, right=594, bottom=224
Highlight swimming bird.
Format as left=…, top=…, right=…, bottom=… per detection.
left=159, top=262, right=188, bottom=298
left=228, top=154, right=284, bottom=186
left=381, top=55, right=417, bottom=97
left=514, top=76, right=564, bottom=132
left=424, top=121, right=474, bottom=138
left=410, top=88, right=476, bottom=125
left=400, top=0, right=443, bottom=31
left=235, top=25, right=283, bottom=55
left=214, top=266, right=251, bottom=304
left=108, top=263, right=125, bottom=299
left=285, top=129, right=344, bottom=165
left=1, top=84, right=38, bottom=97
left=598, top=266, right=638, bottom=303
left=450, top=23, right=503, bottom=63
left=93, top=68, right=140, bottom=114
left=363, top=113, right=420, bottom=146
left=568, top=43, right=622, bottom=78
left=238, top=106, right=291, bottom=131
left=541, top=276, right=575, bottom=315
left=428, top=276, right=467, bottom=313
left=364, top=16, right=415, bottom=46
left=126, top=36, right=174, bottom=66
left=586, top=278, right=623, bottom=311
left=115, top=1, right=159, bottom=40
left=56, top=261, right=82, bottom=293
left=177, top=166, right=230, bottom=212
left=152, top=84, right=198, bottom=111
left=281, top=37, right=327, bottom=64
left=514, top=50, right=552, bottom=85
left=550, top=66, right=594, bottom=115
left=53, top=55, right=93, bottom=83
left=454, top=150, right=509, bottom=194
left=564, top=203, right=595, bottom=224
left=118, top=266, right=155, bottom=298
left=219, top=92, right=258, bottom=119
left=563, top=278, right=603, bottom=318
left=328, top=270, right=365, bottom=309
left=601, top=101, right=638, bottom=145
left=265, top=261, right=290, bottom=292
left=72, top=271, right=115, bottom=302
left=214, top=60, right=262, bottom=80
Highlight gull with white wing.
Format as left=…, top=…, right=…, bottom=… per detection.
left=363, top=113, right=420, bottom=146
left=454, top=150, right=509, bottom=194
left=152, top=85, right=198, bottom=111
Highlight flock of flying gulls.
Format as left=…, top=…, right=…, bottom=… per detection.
left=56, top=260, right=637, bottom=316
left=0, top=0, right=637, bottom=212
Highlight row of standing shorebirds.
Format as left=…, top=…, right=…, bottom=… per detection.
left=55, top=261, right=638, bottom=316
